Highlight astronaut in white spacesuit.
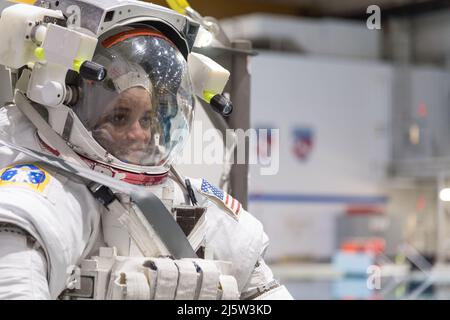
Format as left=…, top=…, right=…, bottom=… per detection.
left=0, top=0, right=292, bottom=300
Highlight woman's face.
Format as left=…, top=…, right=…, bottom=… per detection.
left=93, top=86, right=156, bottom=164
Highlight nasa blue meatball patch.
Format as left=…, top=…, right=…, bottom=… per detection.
left=0, top=164, right=51, bottom=193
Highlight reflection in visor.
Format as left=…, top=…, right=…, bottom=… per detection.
left=157, top=90, right=178, bottom=147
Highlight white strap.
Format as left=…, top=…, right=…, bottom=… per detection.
left=143, top=264, right=158, bottom=299
left=104, top=256, right=239, bottom=300
left=101, top=205, right=131, bottom=256
left=126, top=272, right=151, bottom=300
left=150, top=258, right=179, bottom=300
left=190, top=259, right=220, bottom=300
left=173, top=260, right=198, bottom=300
left=219, top=275, right=239, bottom=300
left=110, top=272, right=150, bottom=300
left=106, top=256, right=149, bottom=300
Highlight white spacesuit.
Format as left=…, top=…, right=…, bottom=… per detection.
left=0, top=0, right=292, bottom=300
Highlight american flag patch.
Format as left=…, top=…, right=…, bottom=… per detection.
left=199, top=179, right=242, bottom=218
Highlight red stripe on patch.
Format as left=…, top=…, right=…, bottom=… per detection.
left=236, top=202, right=241, bottom=216
left=225, top=193, right=229, bottom=205
left=231, top=198, right=235, bottom=211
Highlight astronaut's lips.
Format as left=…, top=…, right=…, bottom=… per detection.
left=128, top=147, right=146, bottom=152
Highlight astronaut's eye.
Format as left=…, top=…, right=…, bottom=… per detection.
left=113, top=114, right=127, bottom=123
left=139, top=111, right=152, bottom=130
left=107, top=108, right=130, bottom=126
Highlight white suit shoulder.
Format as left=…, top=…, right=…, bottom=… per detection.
left=0, top=105, right=101, bottom=298
left=0, top=163, right=101, bottom=298
left=188, top=178, right=267, bottom=292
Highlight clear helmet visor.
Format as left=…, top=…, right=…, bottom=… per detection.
left=73, top=28, right=194, bottom=168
